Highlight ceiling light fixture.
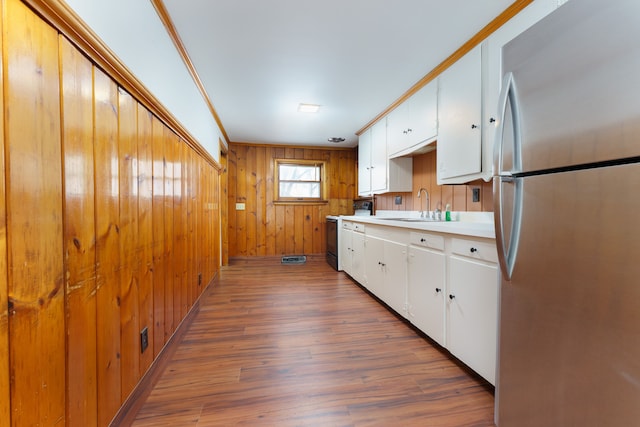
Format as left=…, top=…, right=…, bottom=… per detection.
left=328, top=137, right=345, bottom=143
left=298, top=103, right=320, bottom=113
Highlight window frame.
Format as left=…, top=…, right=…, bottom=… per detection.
left=273, top=158, right=328, bottom=205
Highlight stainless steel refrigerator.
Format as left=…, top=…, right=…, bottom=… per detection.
left=493, top=0, right=640, bottom=425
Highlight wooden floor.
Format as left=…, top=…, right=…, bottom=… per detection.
left=130, top=257, right=495, bottom=426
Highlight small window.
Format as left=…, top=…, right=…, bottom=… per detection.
left=274, top=159, right=327, bottom=204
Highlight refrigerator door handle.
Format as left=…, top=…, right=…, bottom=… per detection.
left=494, top=176, right=522, bottom=281
left=494, top=72, right=523, bottom=281
left=493, top=72, right=522, bottom=175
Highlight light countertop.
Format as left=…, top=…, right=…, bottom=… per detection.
left=339, top=212, right=495, bottom=239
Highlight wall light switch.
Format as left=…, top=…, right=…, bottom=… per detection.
left=236, top=203, right=246, bottom=210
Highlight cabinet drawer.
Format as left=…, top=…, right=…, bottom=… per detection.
left=410, top=232, right=445, bottom=251
left=353, top=223, right=365, bottom=233
left=451, top=237, right=497, bottom=264
left=342, top=221, right=354, bottom=231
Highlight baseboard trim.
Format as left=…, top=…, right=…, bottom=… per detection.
left=229, top=254, right=324, bottom=264
left=109, top=272, right=219, bottom=426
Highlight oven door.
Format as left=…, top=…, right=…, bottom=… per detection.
left=326, top=218, right=338, bottom=270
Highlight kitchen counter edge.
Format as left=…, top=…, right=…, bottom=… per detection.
left=339, top=216, right=496, bottom=239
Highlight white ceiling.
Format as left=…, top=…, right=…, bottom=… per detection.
left=162, top=0, right=515, bottom=148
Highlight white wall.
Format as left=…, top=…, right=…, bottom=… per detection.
left=65, top=0, right=223, bottom=161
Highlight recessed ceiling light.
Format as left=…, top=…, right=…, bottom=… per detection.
left=328, top=137, right=345, bottom=143
left=298, top=103, right=320, bottom=113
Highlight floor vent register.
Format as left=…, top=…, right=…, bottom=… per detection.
left=281, top=255, right=306, bottom=264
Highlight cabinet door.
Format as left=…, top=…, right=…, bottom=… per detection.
left=407, top=245, right=446, bottom=346
left=358, top=129, right=372, bottom=195
left=369, top=120, right=388, bottom=193
left=381, top=239, right=407, bottom=317
left=437, top=45, right=482, bottom=182
left=340, top=228, right=353, bottom=274
left=364, top=235, right=385, bottom=295
left=408, top=80, right=438, bottom=146
left=447, top=256, right=498, bottom=384
left=386, top=103, right=409, bottom=156
left=351, top=232, right=366, bottom=285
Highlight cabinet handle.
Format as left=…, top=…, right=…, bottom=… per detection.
left=489, top=117, right=496, bottom=123
left=471, top=124, right=478, bottom=129
left=470, top=247, right=478, bottom=253
left=449, top=294, right=456, bottom=300
left=407, top=128, right=412, bottom=133
left=435, top=288, right=441, bottom=293
left=420, top=238, right=426, bottom=242
left=403, top=130, right=408, bottom=134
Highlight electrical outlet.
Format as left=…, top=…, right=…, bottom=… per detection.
left=394, top=195, right=402, bottom=205
left=472, top=187, right=481, bottom=203
left=140, top=327, right=149, bottom=353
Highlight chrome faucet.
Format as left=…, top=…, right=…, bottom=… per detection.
left=417, top=188, right=429, bottom=218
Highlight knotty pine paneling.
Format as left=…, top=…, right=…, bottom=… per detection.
left=0, top=5, right=8, bottom=427
left=179, top=143, right=189, bottom=317
left=374, top=150, right=494, bottom=213
left=0, top=2, right=221, bottom=425
left=60, top=35, right=98, bottom=426
left=118, top=88, right=142, bottom=399
left=137, top=104, right=154, bottom=374
left=228, top=143, right=357, bottom=257
left=220, top=150, right=229, bottom=265
left=93, top=66, right=123, bottom=426
left=152, top=116, right=166, bottom=358
left=163, top=127, right=176, bottom=340
left=173, top=138, right=183, bottom=323
left=4, top=0, right=65, bottom=424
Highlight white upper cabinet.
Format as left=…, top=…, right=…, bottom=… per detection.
left=437, top=45, right=482, bottom=184
left=437, top=0, right=558, bottom=184
left=358, top=118, right=412, bottom=196
left=370, top=119, right=388, bottom=193
left=482, top=0, right=558, bottom=178
left=358, top=127, right=373, bottom=194
left=387, top=80, right=438, bottom=158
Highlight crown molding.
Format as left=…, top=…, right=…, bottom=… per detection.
left=150, top=0, right=231, bottom=146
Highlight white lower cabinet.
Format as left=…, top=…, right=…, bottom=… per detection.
left=407, top=232, right=446, bottom=346
left=446, top=237, right=498, bottom=384
left=340, top=225, right=353, bottom=273
left=338, top=220, right=498, bottom=384
left=350, top=230, right=366, bottom=285
left=365, top=234, right=407, bottom=317
left=341, top=221, right=366, bottom=284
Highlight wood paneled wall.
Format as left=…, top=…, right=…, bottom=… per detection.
left=374, top=150, right=494, bottom=212
left=0, top=0, right=221, bottom=425
left=228, top=143, right=357, bottom=257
